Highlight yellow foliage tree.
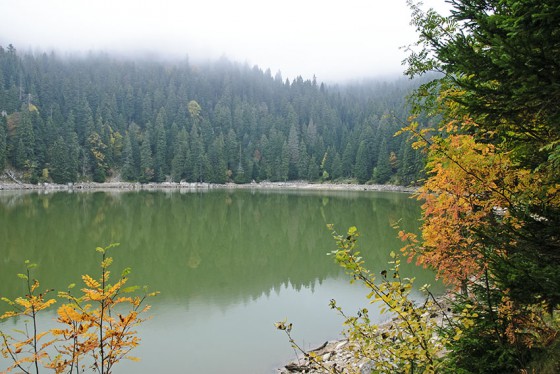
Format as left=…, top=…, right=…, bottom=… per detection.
left=0, top=244, right=157, bottom=374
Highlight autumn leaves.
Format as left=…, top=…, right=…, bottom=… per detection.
left=0, top=244, right=157, bottom=374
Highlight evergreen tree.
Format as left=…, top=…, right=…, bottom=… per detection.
left=75, top=97, right=94, bottom=144
left=14, top=138, right=26, bottom=170
left=171, top=128, right=189, bottom=182
left=0, top=44, right=427, bottom=184
left=153, top=108, right=167, bottom=182
left=121, top=123, right=141, bottom=181
left=66, top=130, right=80, bottom=182
left=87, top=132, right=108, bottom=182
left=341, top=140, right=357, bottom=178
left=403, top=1, right=560, bottom=371
left=224, top=128, right=238, bottom=174
left=398, top=141, right=417, bottom=185
left=49, top=137, right=72, bottom=183
left=121, top=131, right=136, bottom=181
left=297, top=141, right=308, bottom=180
left=30, top=111, right=47, bottom=173
left=354, top=141, right=370, bottom=183
left=13, top=105, right=35, bottom=170
left=189, top=123, right=204, bottom=182
left=207, top=134, right=227, bottom=183
left=279, top=141, right=290, bottom=182
left=372, top=139, right=391, bottom=184
left=0, top=115, right=6, bottom=171
left=306, top=155, right=320, bottom=181
left=331, top=152, right=343, bottom=180
left=139, top=132, right=154, bottom=183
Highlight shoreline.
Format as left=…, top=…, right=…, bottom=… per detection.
left=0, top=179, right=418, bottom=194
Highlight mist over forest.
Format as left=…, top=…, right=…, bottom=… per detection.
left=0, top=44, right=427, bottom=185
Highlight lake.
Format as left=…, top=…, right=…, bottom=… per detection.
left=0, top=188, right=439, bottom=373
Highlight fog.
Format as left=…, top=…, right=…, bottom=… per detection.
left=0, top=0, right=449, bottom=82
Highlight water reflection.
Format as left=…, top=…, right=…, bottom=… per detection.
left=0, top=189, right=437, bottom=373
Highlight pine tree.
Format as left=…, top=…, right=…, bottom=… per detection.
left=373, top=139, right=391, bottom=184
left=341, top=140, right=357, bottom=178
left=0, top=46, right=428, bottom=184
left=49, top=136, right=72, bottom=183
left=120, top=123, right=142, bottom=181
left=297, top=140, right=308, bottom=180
left=139, top=132, right=154, bottom=183
left=207, top=134, right=227, bottom=183
left=87, top=132, right=108, bottom=182
left=153, top=108, right=167, bottom=182
left=280, top=140, right=290, bottom=181
left=0, top=115, right=6, bottom=171
left=307, top=155, right=320, bottom=181
left=331, top=152, right=343, bottom=180
left=189, top=123, right=204, bottom=182
left=121, top=131, right=136, bottom=181
left=13, top=105, right=35, bottom=170
left=171, top=128, right=188, bottom=182
left=354, top=141, right=370, bottom=183
left=66, top=130, right=80, bottom=182
left=224, top=128, right=238, bottom=174
left=398, top=141, right=416, bottom=185
left=287, top=124, right=300, bottom=179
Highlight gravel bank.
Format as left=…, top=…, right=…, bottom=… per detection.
left=0, top=178, right=418, bottom=193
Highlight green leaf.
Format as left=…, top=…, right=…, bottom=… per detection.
left=106, top=242, right=120, bottom=250
left=122, top=286, right=140, bottom=294
left=121, top=267, right=132, bottom=277
left=17, top=273, right=28, bottom=280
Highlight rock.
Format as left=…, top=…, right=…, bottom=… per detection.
left=360, top=360, right=375, bottom=374
left=335, top=341, right=347, bottom=350
left=284, top=363, right=308, bottom=372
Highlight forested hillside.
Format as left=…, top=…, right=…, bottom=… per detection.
left=0, top=45, right=425, bottom=185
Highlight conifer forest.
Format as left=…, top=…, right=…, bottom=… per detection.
left=0, top=45, right=425, bottom=185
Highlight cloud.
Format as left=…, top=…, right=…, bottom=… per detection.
left=0, top=0, right=450, bottom=81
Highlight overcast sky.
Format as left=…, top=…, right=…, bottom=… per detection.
left=0, top=0, right=449, bottom=82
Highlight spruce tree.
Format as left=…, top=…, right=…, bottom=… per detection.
left=153, top=109, right=167, bottom=182
left=121, top=132, right=136, bottom=181
left=354, top=141, right=370, bottom=183
left=49, top=137, right=71, bottom=183
left=139, top=132, right=154, bottom=183
left=0, top=115, right=6, bottom=171
left=373, top=139, right=391, bottom=184
left=171, top=128, right=188, bottom=182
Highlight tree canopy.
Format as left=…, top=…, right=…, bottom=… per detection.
left=401, top=0, right=560, bottom=371
left=0, top=46, right=427, bottom=185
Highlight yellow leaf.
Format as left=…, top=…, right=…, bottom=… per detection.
left=82, top=275, right=101, bottom=289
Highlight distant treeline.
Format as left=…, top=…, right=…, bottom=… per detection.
left=0, top=44, right=426, bottom=185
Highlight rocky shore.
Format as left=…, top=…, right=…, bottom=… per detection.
left=277, top=339, right=369, bottom=374
left=277, top=290, right=454, bottom=374
left=0, top=177, right=418, bottom=194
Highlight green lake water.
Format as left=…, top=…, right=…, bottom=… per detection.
left=0, top=189, right=439, bottom=373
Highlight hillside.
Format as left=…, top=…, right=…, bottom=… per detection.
left=0, top=45, right=425, bottom=185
